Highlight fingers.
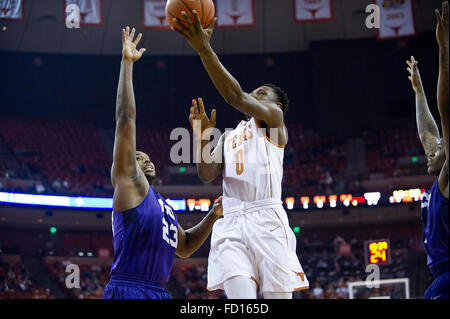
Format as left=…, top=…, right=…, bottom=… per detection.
left=171, top=19, right=191, bottom=39
left=197, top=97, right=206, bottom=114
left=192, top=10, right=202, bottom=29
left=210, top=109, right=217, bottom=126
left=134, top=33, right=142, bottom=46
left=123, top=26, right=142, bottom=42
left=208, top=17, right=217, bottom=31
left=181, top=11, right=195, bottom=32
left=443, top=1, right=449, bottom=23
left=138, top=48, right=147, bottom=56
left=192, top=99, right=199, bottom=115
left=436, top=9, right=443, bottom=25
left=130, top=27, right=136, bottom=41
left=406, top=56, right=418, bottom=71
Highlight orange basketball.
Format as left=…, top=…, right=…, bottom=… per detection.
left=166, top=0, right=215, bottom=30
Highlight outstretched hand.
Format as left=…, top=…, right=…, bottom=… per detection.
left=436, top=1, right=449, bottom=48
left=406, top=56, right=422, bottom=92
left=122, top=26, right=146, bottom=62
left=189, top=98, right=217, bottom=140
left=171, top=10, right=216, bottom=52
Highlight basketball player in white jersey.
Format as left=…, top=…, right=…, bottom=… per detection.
left=175, top=12, right=309, bottom=299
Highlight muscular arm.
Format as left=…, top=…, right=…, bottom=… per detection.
left=416, top=91, right=440, bottom=158
left=197, top=45, right=284, bottom=127
left=436, top=3, right=449, bottom=167
left=407, top=57, right=440, bottom=159
left=176, top=197, right=223, bottom=258
left=111, top=59, right=139, bottom=186
left=111, top=27, right=147, bottom=212
left=172, top=12, right=283, bottom=128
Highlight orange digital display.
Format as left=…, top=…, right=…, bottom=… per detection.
left=186, top=198, right=211, bottom=211
left=365, top=239, right=391, bottom=265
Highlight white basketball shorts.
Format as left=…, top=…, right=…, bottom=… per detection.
left=207, top=207, right=309, bottom=293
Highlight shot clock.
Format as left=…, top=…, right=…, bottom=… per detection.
left=364, top=239, right=391, bottom=266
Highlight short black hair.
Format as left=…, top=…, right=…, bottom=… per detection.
left=263, top=83, right=289, bottom=115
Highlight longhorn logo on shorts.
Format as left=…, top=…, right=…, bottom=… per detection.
left=292, top=270, right=305, bottom=282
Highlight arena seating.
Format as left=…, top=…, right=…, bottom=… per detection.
left=363, top=127, right=423, bottom=179
left=0, top=219, right=422, bottom=299
left=0, top=256, right=54, bottom=299
left=0, top=118, right=112, bottom=196
left=46, top=260, right=108, bottom=299
left=0, top=118, right=425, bottom=197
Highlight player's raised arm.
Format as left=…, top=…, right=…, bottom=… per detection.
left=407, top=56, right=440, bottom=159
left=176, top=196, right=223, bottom=258
left=172, top=12, right=284, bottom=128
left=436, top=2, right=449, bottom=172
left=111, top=27, right=147, bottom=209
left=189, top=98, right=225, bottom=182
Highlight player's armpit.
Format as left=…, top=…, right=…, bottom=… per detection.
left=111, top=177, right=148, bottom=212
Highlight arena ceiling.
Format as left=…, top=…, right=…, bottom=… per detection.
left=0, top=0, right=443, bottom=56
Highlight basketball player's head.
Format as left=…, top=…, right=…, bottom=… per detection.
left=427, top=138, right=446, bottom=176
left=250, top=84, right=289, bottom=116
left=136, top=151, right=156, bottom=184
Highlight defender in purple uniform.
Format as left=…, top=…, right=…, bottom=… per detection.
left=104, top=27, right=223, bottom=299
left=407, top=2, right=449, bottom=299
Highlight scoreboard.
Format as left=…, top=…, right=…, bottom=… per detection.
left=364, top=239, right=391, bottom=266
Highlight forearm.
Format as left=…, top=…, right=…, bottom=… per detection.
left=438, top=45, right=449, bottom=158
left=198, top=44, right=244, bottom=105
left=196, top=138, right=221, bottom=182
left=415, top=89, right=440, bottom=140
left=438, top=46, right=449, bottom=119
left=116, top=60, right=136, bottom=121
left=181, top=209, right=221, bottom=257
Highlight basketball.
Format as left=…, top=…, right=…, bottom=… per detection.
left=166, top=0, right=215, bottom=30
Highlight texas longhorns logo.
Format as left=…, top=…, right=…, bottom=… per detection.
left=80, top=11, right=88, bottom=22
left=224, top=12, right=245, bottom=25
left=292, top=270, right=306, bottom=282
left=151, top=14, right=167, bottom=25
left=387, top=22, right=406, bottom=35
left=303, top=5, right=325, bottom=18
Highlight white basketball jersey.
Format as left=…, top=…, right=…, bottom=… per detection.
left=221, top=117, right=285, bottom=215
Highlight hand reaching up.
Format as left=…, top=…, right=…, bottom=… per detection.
left=122, top=26, right=146, bottom=62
